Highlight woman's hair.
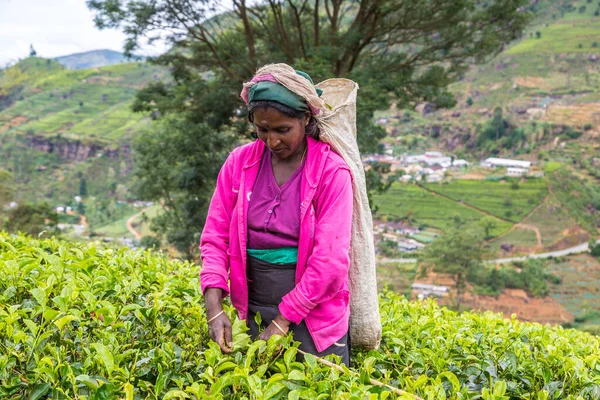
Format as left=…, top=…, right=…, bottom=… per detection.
left=248, top=100, right=319, bottom=140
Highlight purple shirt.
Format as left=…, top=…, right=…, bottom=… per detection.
left=247, top=149, right=305, bottom=249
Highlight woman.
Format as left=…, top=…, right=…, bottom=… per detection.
left=199, top=66, right=353, bottom=365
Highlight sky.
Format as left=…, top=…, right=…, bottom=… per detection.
left=0, top=0, right=169, bottom=66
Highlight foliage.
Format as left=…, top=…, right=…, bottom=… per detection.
left=2, top=202, right=58, bottom=236
left=377, top=238, right=401, bottom=258
left=479, top=216, right=498, bottom=240
left=87, top=0, right=531, bottom=257
left=591, top=240, right=600, bottom=257
left=140, top=235, right=161, bottom=250
left=549, top=168, right=600, bottom=234
left=419, top=227, right=487, bottom=310
left=0, top=169, right=14, bottom=208
left=477, top=107, right=528, bottom=152
left=2, top=233, right=600, bottom=398
left=467, top=259, right=561, bottom=298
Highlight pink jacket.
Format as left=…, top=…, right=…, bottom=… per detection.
left=200, top=135, right=353, bottom=352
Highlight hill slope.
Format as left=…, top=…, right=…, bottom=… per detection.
left=54, top=49, right=132, bottom=70
left=0, top=57, right=168, bottom=215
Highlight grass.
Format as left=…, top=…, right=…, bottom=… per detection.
left=376, top=261, right=417, bottom=296
left=422, top=179, right=548, bottom=222
left=131, top=204, right=163, bottom=237
left=94, top=213, right=135, bottom=238
left=546, top=254, right=600, bottom=327
left=373, top=182, right=512, bottom=236
left=507, top=18, right=600, bottom=54
left=549, top=168, right=600, bottom=235
left=0, top=59, right=167, bottom=143
left=544, top=161, right=562, bottom=173
left=489, top=227, right=540, bottom=254
left=526, top=195, right=579, bottom=247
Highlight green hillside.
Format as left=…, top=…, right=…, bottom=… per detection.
left=0, top=58, right=168, bottom=143
left=54, top=49, right=130, bottom=70
left=1, top=232, right=600, bottom=399
left=0, top=58, right=169, bottom=235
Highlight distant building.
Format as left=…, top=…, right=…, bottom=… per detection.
left=482, top=157, right=531, bottom=169
left=507, top=167, right=528, bottom=177
left=452, top=159, right=469, bottom=168
left=426, top=173, right=443, bottom=183
left=398, top=239, right=425, bottom=252
left=400, top=174, right=412, bottom=183
left=412, top=283, right=449, bottom=299
left=403, top=152, right=452, bottom=167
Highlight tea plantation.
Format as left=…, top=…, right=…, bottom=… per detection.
left=1, top=232, right=599, bottom=399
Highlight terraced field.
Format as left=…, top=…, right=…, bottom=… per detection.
left=373, top=183, right=512, bottom=236
left=0, top=58, right=168, bottom=142
left=422, top=179, right=548, bottom=222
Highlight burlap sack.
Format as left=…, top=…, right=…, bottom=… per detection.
left=315, top=78, right=382, bottom=350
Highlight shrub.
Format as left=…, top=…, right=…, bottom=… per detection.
left=2, top=233, right=600, bottom=398
left=593, top=41, right=599, bottom=48
left=535, top=31, right=541, bottom=39
left=584, top=123, right=593, bottom=131
left=140, top=235, right=161, bottom=249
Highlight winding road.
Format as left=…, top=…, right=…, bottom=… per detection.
left=378, top=239, right=600, bottom=265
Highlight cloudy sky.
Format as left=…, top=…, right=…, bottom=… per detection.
left=0, top=0, right=168, bottom=66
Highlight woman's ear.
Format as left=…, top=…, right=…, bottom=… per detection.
left=304, top=112, right=311, bottom=126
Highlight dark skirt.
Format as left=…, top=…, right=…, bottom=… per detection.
left=246, top=255, right=350, bottom=366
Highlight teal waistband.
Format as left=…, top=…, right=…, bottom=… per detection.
left=247, top=247, right=298, bottom=265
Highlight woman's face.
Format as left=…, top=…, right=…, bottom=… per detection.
left=253, top=107, right=309, bottom=161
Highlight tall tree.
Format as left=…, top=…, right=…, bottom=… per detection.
left=0, top=170, right=13, bottom=208
left=88, top=0, right=531, bottom=257
left=419, top=227, right=486, bottom=311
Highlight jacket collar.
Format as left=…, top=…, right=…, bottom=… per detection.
left=242, top=136, right=329, bottom=188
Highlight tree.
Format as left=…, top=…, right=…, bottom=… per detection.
left=479, top=216, right=498, bottom=239
left=466, top=97, right=474, bottom=106
left=4, top=202, right=58, bottom=236
left=79, top=178, right=88, bottom=197
left=0, top=170, right=14, bottom=208
left=140, top=235, right=161, bottom=250
left=88, top=0, right=531, bottom=257
left=419, top=227, right=486, bottom=311
left=590, top=238, right=600, bottom=257
left=29, top=44, right=37, bottom=57
left=535, top=31, right=541, bottom=39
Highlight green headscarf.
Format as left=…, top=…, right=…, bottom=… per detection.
left=248, top=70, right=323, bottom=113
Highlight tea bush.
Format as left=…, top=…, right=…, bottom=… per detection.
left=1, top=232, right=600, bottom=399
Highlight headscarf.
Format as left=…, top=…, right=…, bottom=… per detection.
left=240, top=65, right=325, bottom=115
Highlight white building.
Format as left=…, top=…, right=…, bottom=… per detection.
left=403, top=152, right=452, bottom=167
left=483, top=157, right=531, bottom=169
left=452, top=159, right=469, bottom=168
left=426, top=173, right=443, bottom=183
left=400, top=174, right=412, bottom=183
left=507, top=167, right=528, bottom=177
left=398, top=239, right=425, bottom=252
left=412, top=283, right=449, bottom=299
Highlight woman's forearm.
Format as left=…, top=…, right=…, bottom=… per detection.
left=205, top=287, right=224, bottom=315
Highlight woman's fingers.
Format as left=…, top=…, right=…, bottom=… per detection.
left=224, top=319, right=233, bottom=348
left=209, top=314, right=233, bottom=354
left=258, top=322, right=287, bottom=341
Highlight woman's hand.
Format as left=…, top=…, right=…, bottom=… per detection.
left=208, top=310, right=233, bottom=353
left=258, top=314, right=290, bottom=341
left=205, top=288, right=232, bottom=353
